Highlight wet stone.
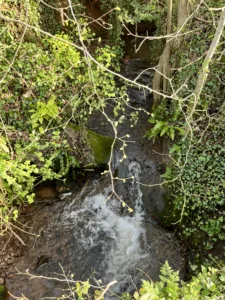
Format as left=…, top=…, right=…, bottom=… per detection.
left=3, top=60, right=183, bottom=299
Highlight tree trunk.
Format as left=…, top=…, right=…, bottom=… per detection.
left=173, top=0, right=189, bottom=49
left=153, top=0, right=190, bottom=105
left=162, top=0, right=172, bottom=93
left=153, top=0, right=173, bottom=104
left=188, top=7, right=225, bottom=117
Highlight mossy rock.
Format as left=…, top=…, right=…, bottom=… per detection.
left=85, top=129, right=113, bottom=166
left=0, top=285, right=6, bottom=300
left=67, top=124, right=113, bottom=167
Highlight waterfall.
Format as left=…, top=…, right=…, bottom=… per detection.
left=62, top=161, right=150, bottom=296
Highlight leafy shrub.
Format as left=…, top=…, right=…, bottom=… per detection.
left=122, top=261, right=225, bottom=300
left=100, top=0, right=165, bottom=44
left=145, top=100, right=185, bottom=142
left=0, top=2, right=125, bottom=231
left=163, top=120, right=225, bottom=250
left=150, top=0, right=225, bottom=252
left=146, top=115, right=185, bottom=142
left=0, top=129, right=80, bottom=228
left=15, top=261, right=225, bottom=299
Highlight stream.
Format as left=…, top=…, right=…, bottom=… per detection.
left=2, top=61, right=184, bottom=299
left=62, top=161, right=149, bottom=295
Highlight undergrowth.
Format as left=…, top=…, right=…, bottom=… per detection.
left=0, top=0, right=125, bottom=229
left=14, top=261, right=225, bottom=300
left=146, top=0, right=225, bottom=253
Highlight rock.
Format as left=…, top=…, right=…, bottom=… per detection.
left=127, top=87, right=151, bottom=105
left=4, top=62, right=184, bottom=299
left=86, top=129, right=113, bottom=165
left=35, top=186, right=58, bottom=199
left=66, top=124, right=113, bottom=166
left=5, top=179, right=184, bottom=299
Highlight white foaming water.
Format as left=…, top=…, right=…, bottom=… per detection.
left=63, top=161, right=149, bottom=295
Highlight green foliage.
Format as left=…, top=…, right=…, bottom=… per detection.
left=75, top=281, right=91, bottom=299
left=0, top=21, right=122, bottom=128
left=0, top=1, right=126, bottom=231
left=55, top=277, right=92, bottom=300
left=117, top=0, right=163, bottom=24
left=0, top=137, right=37, bottom=226
left=165, top=120, right=225, bottom=250
left=0, top=129, right=79, bottom=228
left=100, top=0, right=165, bottom=44
left=146, top=115, right=185, bottom=142
left=138, top=261, right=180, bottom=299
left=171, top=1, right=224, bottom=111
left=30, top=95, right=59, bottom=131
left=39, top=0, right=85, bottom=35
left=122, top=261, right=225, bottom=300
left=150, top=0, right=225, bottom=253
left=16, top=262, right=225, bottom=300
left=100, top=0, right=163, bottom=24
left=146, top=101, right=185, bottom=142
left=0, top=0, right=40, bottom=40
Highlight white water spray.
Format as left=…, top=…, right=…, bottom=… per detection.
left=63, top=162, right=150, bottom=295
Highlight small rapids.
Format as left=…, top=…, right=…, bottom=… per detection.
left=3, top=61, right=184, bottom=300
left=62, top=161, right=150, bottom=295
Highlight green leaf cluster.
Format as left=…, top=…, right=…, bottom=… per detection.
left=0, top=1, right=126, bottom=232
left=0, top=130, right=79, bottom=228
left=100, top=0, right=165, bottom=45
left=164, top=120, right=225, bottom=250
left=150, top=0, right=225, bottom=253
left=30, top=95, right=59, bottom=131
left=122, top=261, right=225, bottom=300
left=145, top=102, right=185, bottom=142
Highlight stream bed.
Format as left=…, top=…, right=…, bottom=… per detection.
left=1, top=61, right=184, bottom=299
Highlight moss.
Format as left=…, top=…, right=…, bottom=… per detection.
left=67, top=124, right=113, bottom=166
left=0, top=285, right=5, bottom=300
left=86, top=129, right=113, bottom=166
left=68, top=124, right=80, bottom=132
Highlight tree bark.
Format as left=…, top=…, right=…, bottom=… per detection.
left=153, top=0, right=190, bottom=105
left=162, top=0, right=173, bottom=93
left=189, top=7, right=225, bottom=115
left=173, top=0, right=189, bottom=49
left=153, top=0, right=173, bottom=104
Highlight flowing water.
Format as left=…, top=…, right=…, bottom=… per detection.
left=62, top=162, right=150, bottom=295
left=4, top=61, right=184, bottom=299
